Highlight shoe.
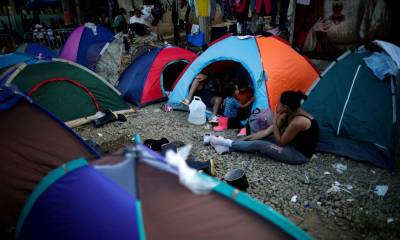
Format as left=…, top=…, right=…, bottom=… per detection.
left=93, top=109, right=117, bottom=127
left=208, top=115, right=219, bottom=124
left=203, top=133, right=212, bottom=145
left=210, top=136, right=233, bottom=147
left=237, top=127, right=247, bottom=137
left=144, top=138, right=169, bottom=151
left=211, top=142, right=230, bottom=154
left=181, top=98, right=190, bottom=106
left=209, top=159, right=217, bottom=176
left=213, top=116, right=228, bottom=131
left=160, top=141, right=185, bottom=156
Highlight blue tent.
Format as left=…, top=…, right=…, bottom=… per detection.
left=303, top=48, right=400, bottom=170
left=16, top=145, right=312, bottom=240
left=168, top=36, right=319, bottom=112
left=16, top=43, right=57, bottom=59
left=60, top=25, right=114, bottom=70
left=0, top=52, right=38, bottom=70
left=118, top=46, right=197, bottom=107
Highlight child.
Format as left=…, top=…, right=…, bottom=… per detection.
left=214, top=84, right=255, bottom=133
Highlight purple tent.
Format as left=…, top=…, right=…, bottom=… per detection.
left=60, top=25, right=113, bottom=70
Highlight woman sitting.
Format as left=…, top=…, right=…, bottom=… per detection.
left=206, top=91, right=319, bottom=164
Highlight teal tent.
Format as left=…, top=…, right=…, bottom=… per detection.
left=303, top=47, right=399, bottom=170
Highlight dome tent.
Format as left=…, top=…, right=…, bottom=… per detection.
left=16, top=43, right=57, bottom=59
left=118, top=46, right=197, bottom=107
left=60, top=24, right=113, bottom=70
left=4, top=59, right=131, bottom=122
left=168, top=35, right=319, bottom=112
left=303, top=43, right=400, bottom=170
left=16, top=145, right=311, bottom=240
left=0, top=86, right=98, bottom=233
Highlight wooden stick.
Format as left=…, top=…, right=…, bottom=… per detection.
left=66, top=109, right=136, bottom=128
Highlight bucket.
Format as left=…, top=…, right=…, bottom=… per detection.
left=223, top=168, right=249, bottom=192
left=188, top=96, right=206, bottom=125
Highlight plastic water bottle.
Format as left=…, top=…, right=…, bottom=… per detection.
left=188, top=96, right=206, bottom=125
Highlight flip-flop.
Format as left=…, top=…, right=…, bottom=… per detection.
left=181, top=99, right=190, bottom=106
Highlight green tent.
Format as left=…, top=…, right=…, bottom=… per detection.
left=303, top=48, right=399, bottom=170
left=5, top=59, right=130, bottom=122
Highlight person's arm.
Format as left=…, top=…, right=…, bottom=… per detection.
left=240, top=125, right=274, bottom=141
left=238, top=96, right=255, bottom=108
left=273, top=116, right=309, bottom=146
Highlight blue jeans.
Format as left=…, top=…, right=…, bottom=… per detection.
left=230, top=140, right=308, bottom=164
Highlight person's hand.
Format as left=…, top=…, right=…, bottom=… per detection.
left=312, top=17, right=332, bottom=32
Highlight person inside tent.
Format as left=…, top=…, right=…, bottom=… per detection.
left=181, top=73, right=223, bottom=124
left=213, top=83, right=255, bottom=135
left=205, top=91, right=319, bottom=164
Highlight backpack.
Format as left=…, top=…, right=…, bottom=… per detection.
left=247, top=108, right=272, bottom=134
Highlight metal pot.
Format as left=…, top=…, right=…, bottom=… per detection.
left=223, top=168, right=249, bottom=192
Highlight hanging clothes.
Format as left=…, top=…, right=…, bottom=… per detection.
left=194, top=0, right=211, bottom=17
left=255, top=0, right=271, bottom=16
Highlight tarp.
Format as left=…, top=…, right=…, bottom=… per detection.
left=96, top=33, right=163, bottom=87
left=4, top=59, right=130, bottom=122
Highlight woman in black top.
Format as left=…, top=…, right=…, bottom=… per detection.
left=207, top=91, right=319, bottom=164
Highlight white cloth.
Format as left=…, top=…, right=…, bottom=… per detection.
left=129, top=16, right=146, bottom=25
left=84, top=22, right=97, bottom=35
left=374, top=40, right=400, bottom=69
left=191, top=24, right=200, bottom=34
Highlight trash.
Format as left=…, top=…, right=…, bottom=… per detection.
left=324, top=171, right=332, bottom=175
left=304, top=172, right=310, bottom=184
left=317, top=202, right=321, bottom=205
left=327, top=181, right=352, bottom=194
left=97, top=133, right=103, bottom=137
left=370, top=170, right=376, bottom=174
left=373, top=185, right=389, bottom=196
left=332, top=163, right=347, bottom=174
left=291, top=195, right=298, bottom=203
left=387, top=218, right=394, bottom=224
left=153, top=108, right=160, bottom=113
left=347, top=198, right=354, bottom=202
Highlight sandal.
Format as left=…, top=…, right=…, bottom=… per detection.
left=181, top=99, right=190, bottom=106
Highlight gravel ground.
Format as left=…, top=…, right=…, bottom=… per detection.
left=75, top=104, right=400, bottom=240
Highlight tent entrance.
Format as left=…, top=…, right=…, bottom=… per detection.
left=161, top=60, right=189, bottom=95
left=201, top=60, right=254, bottom=97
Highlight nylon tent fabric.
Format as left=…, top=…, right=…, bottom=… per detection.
left=303, top=49, right=399, bottom=170
left=168, top=35, right=319, bottom=111
left=60, top=25, right=113, bottom=68
left=16, top=43, right=56, bottom=59
left=118, top=46, right=197, bottom=107
left=96, top=34, right=163, bottom=87
left=5, top=59, right=130, bottom=122
left=257, top=37, right=319, bottom=112
left=77, top=26, right=113, bottom=68
left=0, top=86, right=98, bottom=233
left=60, top=26, right=84, bottom=62
left=0, top=52, right=38, bottom=70
left=18, top=146, right=312, bottom=240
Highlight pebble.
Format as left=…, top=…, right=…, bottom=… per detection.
left=75, top=104, right=400, bottom=239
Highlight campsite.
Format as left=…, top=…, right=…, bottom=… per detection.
left=1, top=0, right=400, bottom=239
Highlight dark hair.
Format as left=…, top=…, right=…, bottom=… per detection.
left=223, top=84, right=237, bottom=98
left=280, top=91, right=307, bottom=111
